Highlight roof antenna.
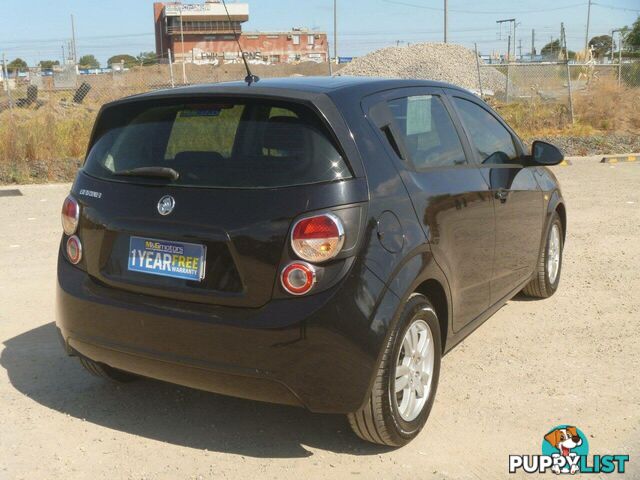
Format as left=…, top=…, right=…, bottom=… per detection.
left=221, top=0, right=259, bottom=86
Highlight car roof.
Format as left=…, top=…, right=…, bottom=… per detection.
left=123, top=76, right=472, bottom=102
left=216, top=76, right=466, bottom=93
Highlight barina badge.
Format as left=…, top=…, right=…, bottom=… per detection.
left=157, top=195, right=175, bottom=216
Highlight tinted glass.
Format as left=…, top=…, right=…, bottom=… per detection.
left=84, top=99, right=351, bottom=188
left=453, top=97, right=518, bottom=164
left=387, top=95, right=466, bottom=169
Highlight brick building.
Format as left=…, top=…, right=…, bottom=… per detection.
left=153, top=1, right=328, bottom=64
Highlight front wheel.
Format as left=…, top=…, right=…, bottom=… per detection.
left=522, top=212, right=563, bottom=298
left=347, top=294, right=441, bottom=446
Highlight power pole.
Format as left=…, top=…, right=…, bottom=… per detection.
left=513, top=21, right=517, bottom=60
left=444, top=0, right=448, bottom=43
left=531, top=29, right=535, bottom=60
left=518, top=39, right=522, bottom=60
left=497, top=18, right=516, bottom=62
left=333, top=0, right=338, bottom=63
left=584, top=0, right=592, bottom=53
left=70, top=14, right=77, bottom=64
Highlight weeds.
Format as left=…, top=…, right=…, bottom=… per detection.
left=490, top=81, right=640, bottom=141
left=0, top=79, right=638, bottom=185
left=0, top=105, right=95, bottom=183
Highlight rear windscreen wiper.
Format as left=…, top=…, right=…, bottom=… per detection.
left=113, top=167, right=179, bottom=181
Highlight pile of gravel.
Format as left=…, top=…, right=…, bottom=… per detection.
left=338, top=42, right=505, bottom=93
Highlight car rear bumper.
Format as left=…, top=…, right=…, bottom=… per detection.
left=56, top=255, right=391, bottom=413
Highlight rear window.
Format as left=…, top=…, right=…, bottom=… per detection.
left=83, top=98, right=351, bottom=188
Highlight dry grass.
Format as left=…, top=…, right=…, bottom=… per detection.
left=573, top=80, right=640, bottom=133
left=491, top=81, right=640, bottom=140
left=0, top=105, right=96, bottom=184
left=0, top=74, right=638, bottom=185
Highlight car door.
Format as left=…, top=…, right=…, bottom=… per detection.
left=449, top=92, right=545, bottom=304
left=364, top=87, right=495, bottom=332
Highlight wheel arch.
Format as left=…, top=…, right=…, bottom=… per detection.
left=382, top=248, right=452, bottom=354
left=555, top=201, right=567, bottom=243
left=413, top=279, right=448, bottom=353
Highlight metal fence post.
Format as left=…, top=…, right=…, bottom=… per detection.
left=566, top=62, right=574, bottom=124
left=505, top=62, right=510, bottom=102
left=2, top=53, right=14, bottom=109
left=618, top=41, right=623, bottom=88
left=168, top=48, right=175, bottom=88
left=475, top=43, right=483, bottom=97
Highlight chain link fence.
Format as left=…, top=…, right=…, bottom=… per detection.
left=479, top=62, right=640, bottom=100
left=474, top=61, right=640, bottom=133
left=0, top=61, right=335, bottom=109
left=1, top=59, right=639, bottom=111
left=1, top=57, right=639, bottom=183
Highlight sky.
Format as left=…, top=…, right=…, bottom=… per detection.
left=1, top=0, right=639, bottom=66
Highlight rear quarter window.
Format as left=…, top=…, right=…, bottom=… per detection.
left=84, top=98, right=351, bottom=188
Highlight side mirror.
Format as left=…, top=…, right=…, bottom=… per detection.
left=531, top=140, right=564, bottom=166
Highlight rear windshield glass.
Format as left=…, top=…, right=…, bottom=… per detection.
left=83, top=98, right=351, bottom=188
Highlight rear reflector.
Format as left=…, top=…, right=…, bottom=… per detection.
left=291, top=213, right=344, bottom=263
left=281, top=262, right=316, bottom=295
left=61, top=195, right=80, bottom=235
left=66, top=235, right=82, bottom=264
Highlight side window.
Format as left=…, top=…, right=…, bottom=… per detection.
left=386, top=95, right=466, bottom=169
left=452, top=97, right=518, bottom=164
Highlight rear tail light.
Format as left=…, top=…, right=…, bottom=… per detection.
left=61, top=195, right=80, bottom=235
left=66, top=235, right=82, bottom=264
left=291, top=213, right=344, bottom=263
left=281, top=262, right=316, bottom=295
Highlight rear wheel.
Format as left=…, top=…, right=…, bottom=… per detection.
left=522, top=212, right=563, bottom=298
left=79, top=357, right=138, bottom=383
left=347, top=294, right=441, bottom=446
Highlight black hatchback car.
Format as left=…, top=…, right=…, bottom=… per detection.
left=57, top=77, right=566, bottom=446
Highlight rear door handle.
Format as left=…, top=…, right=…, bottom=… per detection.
left=495, top=189, right=509, bottom=203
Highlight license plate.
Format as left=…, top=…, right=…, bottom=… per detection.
left=128, top=236, right=206, bottom=281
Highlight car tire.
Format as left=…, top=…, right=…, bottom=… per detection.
left=522, top=212, right=563, bottom=298
left=79, top=356, right=138, bottom=383
left=347, top=294, right=441, bottom=447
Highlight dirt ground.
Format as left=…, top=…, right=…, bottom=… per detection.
left=0, top=158, right=638, bottom=480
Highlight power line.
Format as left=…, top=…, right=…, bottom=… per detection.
left=381, top=0, right=588, bottom=15
left=0, top=32, right=155, bottom=46
left=593, top=2, right=640, bottom=13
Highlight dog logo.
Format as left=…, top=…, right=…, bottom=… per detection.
left=543, top=426, right=585, bottom=474
left=157, top=195, right=175, bottom=216
left=509, top=424, right=629, bottom=475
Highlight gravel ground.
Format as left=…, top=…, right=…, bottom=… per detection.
left=523, top=134, right=640, bottom=157
left=0, top=159, right=638, bottom=479
left=338, top=43, right=505, bottom=92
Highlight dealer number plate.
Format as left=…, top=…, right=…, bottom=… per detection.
left=128, top=236, right=206, bottom=282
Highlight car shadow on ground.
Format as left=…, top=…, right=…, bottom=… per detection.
left=1, top=322, right=390, bottom=459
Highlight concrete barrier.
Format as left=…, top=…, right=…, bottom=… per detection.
left=600, top=154, right=639, bottom=164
